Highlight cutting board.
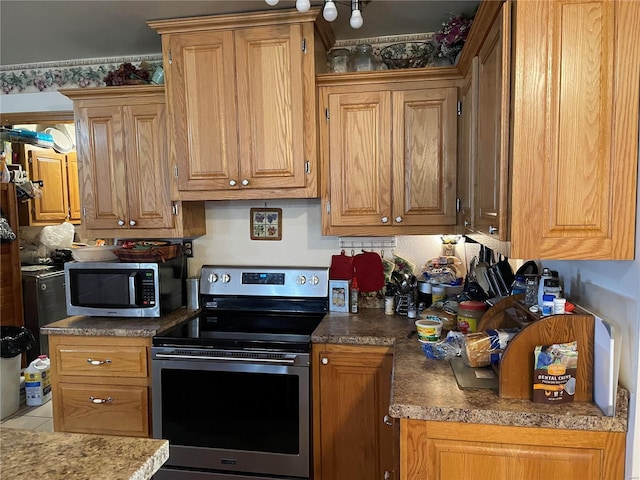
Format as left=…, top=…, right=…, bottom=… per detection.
left=593, top=316, right=616, bottom=416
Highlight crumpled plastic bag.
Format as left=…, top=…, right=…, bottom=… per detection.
left=39, top=221, right=74, bottom=250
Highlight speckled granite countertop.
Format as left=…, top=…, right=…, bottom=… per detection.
left=313, top=309, right=628, bottom=432
left=40, top=307, right=199, bottom=337
left=0, top=428, right=168, bottom=480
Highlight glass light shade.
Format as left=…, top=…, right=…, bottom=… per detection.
left=323, top=0, right=338, bottom=22
left=296, top=0, right=311, bottom=12
left=264, top=0, right=279, bottom=5
left=350, top=9, right=363, bottom=29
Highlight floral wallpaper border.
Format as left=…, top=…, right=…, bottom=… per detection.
left=0, top=55, right=163, bottom=95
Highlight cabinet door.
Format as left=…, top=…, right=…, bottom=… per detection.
left=457, top=58, right=478, bottom=232
left=27, top=147, right=69, bottom=223
left=326, top=91, right=392, bottom=228
left=235, top=24, right=307, bottom=190
left=314, top=346, right=393, bottom=480
left=123, top=102, right=173, bottom=229
left=510, top=0, right=640, bottom=259
left=167, top=30, right=239, bottom=191
left=76, top=105, right=127, bottom=229
left=66, top=151, right=81, bottom=222
left=475, top=3, right=510, bottom=241
left=401, top=419, right=625, bottom=480
left=392, top=87, right=457, bottom=227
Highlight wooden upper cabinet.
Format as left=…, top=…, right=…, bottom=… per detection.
left=16, top=145, right=80, bottom=226
left=148, top=8, right=333, bottom=201
left=66, top=151, right=81, bottom=222
left=474, top=2, right=510, bottom=242
left=318, top=74, right=458, bottom=236
left=510, top=0, right=639, bottom=259
left=61, top=85, right=206, bottom=239
left=457, top=57, right=478, bottom=233
left=165, top=30, right=239, bottom=192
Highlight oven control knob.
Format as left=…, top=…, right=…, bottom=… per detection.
left=221, top=273, right=231, bottom=283
left=297, top=275, right=307, bottom=285
left=208, top=273, right=218, bottom=283
left=310, top=275, right=320, bottom=286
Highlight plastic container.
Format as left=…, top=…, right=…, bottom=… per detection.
left=431, top=285, right=446, bottom=304
left=542, top=294, right=555, bottom=316
left=417, top=281, right=432, bottom=306
left=415, top=317, right=443, bottom=342
left=457, top=300, right=488, bottom=334
left=553, top=297, right=567, bottom=314
left=24, top=355, right=52, bottom=407
left=1, top=326, right=35, bottom=419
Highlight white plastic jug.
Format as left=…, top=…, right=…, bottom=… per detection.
left=24, top=355, right=51, bottom=406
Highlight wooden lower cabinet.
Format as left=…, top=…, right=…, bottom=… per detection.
left=48, top=335, right=152, bottom=438
left=400, top=419, right=625, bottom=480
left=313, top=344, right=397, bottom=480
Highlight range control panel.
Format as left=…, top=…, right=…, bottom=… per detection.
left=199, top=266, right=329, bottom=298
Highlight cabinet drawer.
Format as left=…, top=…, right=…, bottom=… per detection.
left=55, top=383, right=149, bottom=437
left=55, top=345, right=148, bottom=378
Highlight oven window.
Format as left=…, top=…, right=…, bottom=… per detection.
left=160, top=369, right=300, bottom=454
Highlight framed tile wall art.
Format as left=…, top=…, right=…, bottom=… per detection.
left=250, top=208, right=282, bottom=241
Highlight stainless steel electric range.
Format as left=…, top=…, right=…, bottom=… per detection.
left=151, top=265, right=329, bottom=480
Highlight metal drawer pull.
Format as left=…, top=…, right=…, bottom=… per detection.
left=89, top=396, right=113, bottom=404
left=87, top=358, right=112, bottom=366
left=383, top=415, right=392, bottom=426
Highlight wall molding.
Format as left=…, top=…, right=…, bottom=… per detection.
left=0, top=54, right=162, bottom=95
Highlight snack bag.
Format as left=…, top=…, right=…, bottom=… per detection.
left=533, top=341, right=578, bottom=404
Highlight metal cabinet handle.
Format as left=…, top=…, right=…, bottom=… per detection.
left=464, top=220, right=470, bottom=227
left=87, top=358, right=112, bottom=366
left=384, top=471, right=391, bottom=480
left=117, top=220, right=125, bottom=226
left=381, top=216, right=389, bottom=224
left=89, top=396, right=113, bottom=404
left=229, top=180, right=237, bottom=186
left=383, top=415, right=393, bottom=426
left=241, top=179, right=249, bottom=186
left=129, top=220, right=136, bottom=226
left=321, top=358, right=329, bottom=365
left=489, top=225, right=498, bottom=234
left=395, top=216, right=402, bottom=223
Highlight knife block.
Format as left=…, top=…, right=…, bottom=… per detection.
left=478, top=296, right=594, bottom=402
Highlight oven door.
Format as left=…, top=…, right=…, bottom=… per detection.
left=151, top=347, right=310, bottom=479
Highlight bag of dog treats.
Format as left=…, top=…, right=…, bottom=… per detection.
left=533, top=341, right=578, bottom=404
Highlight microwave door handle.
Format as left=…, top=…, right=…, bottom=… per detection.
left=129, top=273, right=137, bottom=306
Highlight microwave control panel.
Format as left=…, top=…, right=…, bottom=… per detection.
left=140, top=270, right=157, bottom=305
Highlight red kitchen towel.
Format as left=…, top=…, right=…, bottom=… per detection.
left=329, top=251, right=354, bottom=280
left=353, top=251, right=385, bottom=292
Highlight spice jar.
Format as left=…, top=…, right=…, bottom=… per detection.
left=349, top=44, right=376, bottom=72
left=457, top=300, right=488, bottom=334
left=328, top=48, right=350, bottom=73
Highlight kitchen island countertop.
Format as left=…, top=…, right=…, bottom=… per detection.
left=314, top=309, right=628, bottom=433
left=0, top=428, right=168, bottom=480
left=40, top=307, right=199, bottom=337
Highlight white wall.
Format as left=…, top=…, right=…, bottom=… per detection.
left=187, top=198, right=449, bottom=279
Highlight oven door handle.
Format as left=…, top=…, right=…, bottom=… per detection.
left=154, top=352, right=297, bottom=365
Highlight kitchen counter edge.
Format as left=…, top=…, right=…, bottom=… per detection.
left=40, top=308, right=199, bottom=337
left=0, top=428, right=168, bottom=480
left=313, top=310, right=628, bottom=433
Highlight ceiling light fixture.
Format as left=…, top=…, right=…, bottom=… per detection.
left=263, top=0, right=366, bottom=29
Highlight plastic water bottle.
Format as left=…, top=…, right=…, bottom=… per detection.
left=24, top=355, right=52, bottom=406
left=510, top=275, right=527, bottom=295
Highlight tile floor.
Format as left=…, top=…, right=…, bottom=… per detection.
left=0, top=400, right=53, bottom=432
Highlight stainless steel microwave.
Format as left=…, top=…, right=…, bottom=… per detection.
left=64, top=258, right=185, bottom=317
